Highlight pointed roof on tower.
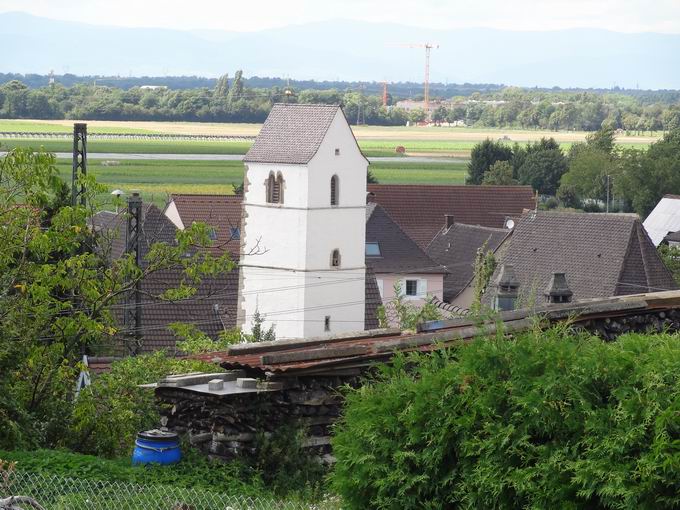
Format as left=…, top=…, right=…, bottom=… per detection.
left=244, top=103, right=343, bottom=165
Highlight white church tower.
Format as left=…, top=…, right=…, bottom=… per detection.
left=237, top=104, right=368, bottom=339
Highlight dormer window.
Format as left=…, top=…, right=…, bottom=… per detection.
left=330, top=249, right=341, bottom=268
left=330, top=175, right=339, bottom=206
left=335, top=148, right=340, bottom=156
left=266, top=172, right=284, bottom=204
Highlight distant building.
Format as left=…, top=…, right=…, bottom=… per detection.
left=139, top=85, right=168, bottom=90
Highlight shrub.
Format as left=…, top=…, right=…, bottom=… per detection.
left=69, top=351, right=221, bottom=457
left=331, top=328, right=680, bottom=509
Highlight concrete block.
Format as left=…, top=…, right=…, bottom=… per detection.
left=208, top=379, right=224, bottom=391
left=236, top=377, right=257, bottom=389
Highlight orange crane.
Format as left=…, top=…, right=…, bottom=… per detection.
left=401, top=43, right=439, bottom=112
left=382, top=81, right=388, bottom=107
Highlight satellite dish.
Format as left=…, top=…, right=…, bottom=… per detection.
left=505, top=219, right=515, bottom=230
left=111, top=189, right=125, bottom=197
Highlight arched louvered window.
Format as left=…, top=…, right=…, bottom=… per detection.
left=330, top=249, right=341, bottom=268
left=266, top=172, right=284, bottom=204
left=330, top=175, right=339, bottom=206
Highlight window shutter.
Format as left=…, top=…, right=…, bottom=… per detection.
left=417, top=279, right=428, bottom=297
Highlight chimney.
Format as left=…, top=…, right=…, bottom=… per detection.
left=544, top=272, right=573, bottom=304
left=445, top=214, right=455, bottom=229
left=493, top=264, right=520, bottom=312
left=366, top=191, right=376, bottom=204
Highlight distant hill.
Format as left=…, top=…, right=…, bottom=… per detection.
left=2, top=12, right=680, bottom=89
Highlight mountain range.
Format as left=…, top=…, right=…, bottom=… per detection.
left=2, top=11, right=679, bottom=89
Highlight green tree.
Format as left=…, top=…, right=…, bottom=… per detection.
left=467, top=139, right=513, bottom=185
left=0, top=148, right=236, bottom=449
left=615, top=130, right=680, bottom=216
left=657, top=244, right=680, bottom=285
left=431, top=105, right=448, bottom=125
left=518, top=146, right=568, bottom=195
left=482, top=160, right=518, bottom=185
left=213, top=73, right=229, bottom=98
left=559, top=148, right=613, bottom=204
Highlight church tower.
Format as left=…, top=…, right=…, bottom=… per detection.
left=237, top=104, right=368, bottom=339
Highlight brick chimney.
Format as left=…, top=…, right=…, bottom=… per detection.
left=445, top=214, right=455, bottom=229
left=493, top=264, right=520, bottom=312
left=544, top=272, right=573, bottom=304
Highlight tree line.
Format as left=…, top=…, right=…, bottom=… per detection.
left=1, top=72, right=680, bottom=130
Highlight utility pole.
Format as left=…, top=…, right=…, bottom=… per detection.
left=71, top=123, right=87, bottom=207
left=606, top=174, right=610, bottom=213
left=382, top=81, right=388, bottom=107
left=125, top=192, right=143, bottom=355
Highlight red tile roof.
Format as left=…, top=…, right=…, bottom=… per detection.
left=367, top=184, right=536, bottom=248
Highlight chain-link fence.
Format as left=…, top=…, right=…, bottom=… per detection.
left=0, top=471, right=341, bottom=510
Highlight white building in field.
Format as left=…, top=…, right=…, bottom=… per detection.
left=237, top=104, right=369, bottom=339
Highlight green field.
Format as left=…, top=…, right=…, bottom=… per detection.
left=55, top=158, right=467, bottom=208
left=0, top=120, right=156, bottom=134
left=2, top=139, right=253, bottom=155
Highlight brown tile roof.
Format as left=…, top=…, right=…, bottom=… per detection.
left=365, top=203, right=446, bottom=275
left=169, top=194, right=242, bottom=257
left=367, top=184, right=536, bottom=248
left=244, top=103, right=340, bottom=164
left=426, top=223, right=509, bottom=301
left=364, top=266, right=382, bottom=330
left=484, top=211, right=677, bottom=306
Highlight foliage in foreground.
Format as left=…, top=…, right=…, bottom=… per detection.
left=0, top=448, right=264, bottom=497
left=69, top=352, right=222, bottom=457
left=332, top=327, right=680, bottom=509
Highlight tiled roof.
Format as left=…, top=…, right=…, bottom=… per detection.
left=426, top=223, right=509, bottom=301
left=94, top=205, right=238, bottom=354
left=364, top=266, right=382, bottom=330
left=365, top=203, right=446, bottom=275
left=484, top=211, right=677, bottom=306
left=367, top=184, right=536, bottom=248
left=244, top=103, right=340, bottom=164
left=169, top=194, right=242, bottom=257
left=93, top=204, right=181, bottom=265
left=664, top=230, right=680, bottom=243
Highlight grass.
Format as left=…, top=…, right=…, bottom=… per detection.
left=370, top=161, right=467, bottom=184
left=55, top=159, right=242, bottom=207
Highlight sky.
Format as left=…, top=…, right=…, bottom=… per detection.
left=1, top=0, right=680, bottom=33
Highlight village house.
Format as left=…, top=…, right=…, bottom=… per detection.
left=425, top=219, right=509, bottom=307
left=461, top=210, right=678, bottom=311
left=365, top=202, right=446, bottom=323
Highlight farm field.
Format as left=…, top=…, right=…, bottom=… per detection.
left=55, top=158, right=467, bottom=208
left=0, top=119, right=658, bottom=158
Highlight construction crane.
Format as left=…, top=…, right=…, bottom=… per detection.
left=401, top=43, right=439, bottom=112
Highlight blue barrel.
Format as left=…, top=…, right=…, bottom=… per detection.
left=132, top=429, right=181, bottom=466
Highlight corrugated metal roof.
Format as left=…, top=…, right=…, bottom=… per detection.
left=191, top=290, right=680, bottom=376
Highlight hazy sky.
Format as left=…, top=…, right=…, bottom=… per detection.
left=2, top=0, right=680, bottom=33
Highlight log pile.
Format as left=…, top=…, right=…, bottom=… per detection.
left=157, top=375, right=358, bottom=464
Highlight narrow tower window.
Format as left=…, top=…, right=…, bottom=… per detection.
left=266, top=172, right=284, bottom=204
left=331, top=249, right=341, bottom=268
left=324, top=315, right=331, bottom=332
left=330, top=175, right=339, bottom=206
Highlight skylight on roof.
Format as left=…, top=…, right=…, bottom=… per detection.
left=230, top=227, right=241, bottom=240
left=365, top=242, right=381, bottom=256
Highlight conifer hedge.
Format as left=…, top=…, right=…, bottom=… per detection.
left=331, top=327, right=680, bottom=509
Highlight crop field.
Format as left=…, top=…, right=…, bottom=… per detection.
left=54, top=158, right=467, bottom=208
left=0, top=119, right=658, bottom=158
